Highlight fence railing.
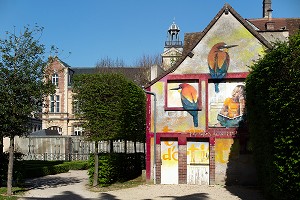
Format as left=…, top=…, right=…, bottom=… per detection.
left=14, top=136, right=145, bottom=161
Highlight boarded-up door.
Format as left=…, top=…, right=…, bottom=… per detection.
left=161, top=139, right=178, bottom=184
left=187, top=140, right=209, bottom=185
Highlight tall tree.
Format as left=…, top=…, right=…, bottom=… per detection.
left=73, top=73, right=127, bottom=186
left=0, top=26, right=54, bottom=195
left=73, top=72, right=146, bottom=185
left=121, top=81, right=146, bottom=152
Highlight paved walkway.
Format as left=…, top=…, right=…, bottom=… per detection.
left=18, top=170, right=265, bottom=200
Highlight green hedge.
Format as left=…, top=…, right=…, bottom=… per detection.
left=0, top=157, right=88, bottom=186
left=24, top=164, right=69, bottom=179
left=246, top=31, right=300, bottom=199
left=88, top=153, right=145, bottom=186
left=23, top=160, right=88, bottom=179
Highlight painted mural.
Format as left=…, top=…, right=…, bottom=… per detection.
left=171, top=12, right=265, bottom=75
left=168, top=81, right=199, bottom=127
left=208, top=42, right=237, bottom=92
left=161, top=140, right=178, bottom=184
left=187, top=141, right=209, bottom=164
left=187, top=141, right=210, bottom=185
left=208, top=82, right=245, bottom=127
left=215, top=138, right=240, bottom=183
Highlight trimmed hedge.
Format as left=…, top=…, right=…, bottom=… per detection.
left=24, top=164, right=69, bottom=179
left=0, top=157, right=88, bottom=186
left=246, top=30, right=300, bottom=199
left=23, top=160, right=88, bottom=179
left=88, top=153, right=145, bottom=186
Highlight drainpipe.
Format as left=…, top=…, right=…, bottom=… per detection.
left=143, top=88, right=157, bottom=184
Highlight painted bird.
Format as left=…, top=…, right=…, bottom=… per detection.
left=171, top=83, right=198, bottom=127
left=207, top=42, right=237, bottom=93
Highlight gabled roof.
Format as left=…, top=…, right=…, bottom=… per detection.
left=248, top=18, right=300, bottom=35
left=182, top=32, right=203, bottom=55
left=144, top=3, right=273, bottom=88
left=72, top=67, right=148, bottom=86
left=48, top=57, right=149, bottom=86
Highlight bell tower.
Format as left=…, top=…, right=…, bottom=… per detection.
left=161, top=20, right=183, bottom=71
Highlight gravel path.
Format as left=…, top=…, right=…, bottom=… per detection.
left=18, top=170, right=265, bottom=200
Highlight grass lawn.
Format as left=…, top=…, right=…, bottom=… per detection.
left=0, top=187, right=24, bottom=200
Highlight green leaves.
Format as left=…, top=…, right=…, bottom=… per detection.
left=73, top=73, right=146, bottom=143
left=0, top=25, right=55, bottom=138
left=246, top=30, right=300, bottom=199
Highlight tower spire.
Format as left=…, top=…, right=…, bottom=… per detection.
left=162, top=19, right=183, bottom=71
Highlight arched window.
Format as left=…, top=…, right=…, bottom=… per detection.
left=52, top=73, right=59, bottom=86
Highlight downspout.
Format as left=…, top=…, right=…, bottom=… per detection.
left=143, top=88, right=157, bottom=184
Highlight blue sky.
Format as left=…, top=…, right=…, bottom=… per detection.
left=1, top=0, right=299, bottom=67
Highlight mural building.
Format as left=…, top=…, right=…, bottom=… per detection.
left=144, top=2, right=300, bottom=185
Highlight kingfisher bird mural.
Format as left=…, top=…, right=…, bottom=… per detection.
left=171, top=83, right=198, bottom=127
left=207, top=42, right=238, bottom=92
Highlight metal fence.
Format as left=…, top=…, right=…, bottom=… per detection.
left=14, top=136, right=145, bottom=161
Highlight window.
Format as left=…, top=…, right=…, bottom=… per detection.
left=48, top=126, right=62, bottom=134
left=50, top=95, right=60, bottom=113
left=72, top=99, right=80, bottom=114
left=73, top=125, right=84, bottom=136
left=52, top=73, right=59, bottom=86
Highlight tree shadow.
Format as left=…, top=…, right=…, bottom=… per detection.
left=225, top=185, right=265, bottom=200
left=157, top=192, right=210, bottom=200
left=224, top=118, right=265, bottom=199
left=19, top=190, right=112, bottom=199
left=99, top=193, right=120, bottom=200
left=23, top=176, right=82, bottom=190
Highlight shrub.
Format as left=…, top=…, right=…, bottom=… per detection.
left=88, top=153, right=145, bottom=186
left=246, top=30, right=300, bottom=199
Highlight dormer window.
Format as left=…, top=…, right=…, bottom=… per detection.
left=52, top=73, right=59, bottom=86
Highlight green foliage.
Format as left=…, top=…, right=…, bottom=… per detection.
left=0, top=159, right=88, bottom=185
left=0, top=25, right=55, bottom=138
left=0, top=24, right=56, bottom=194
left=72, top=73, right=146, bottom=143
left=22, top=160, right=88, bottom=179
left=88, top=153, right=145, bottom=186
left=121, top=81, right=146, bottom=142
left=63, top=161, right=89, bottom=170
left=246, top=30, right=300, bottom=199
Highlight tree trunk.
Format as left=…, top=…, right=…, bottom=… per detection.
left=93, top=141, right=99, bottom=187
left=124, top=140, right=127, bottom=153
left=109, top=140, right=113, bottom=153
left=134, top=141, right=137, bottom=153
left=7, top=136, right=14, bottom=196
left=0, top=136, right=3, bottom=154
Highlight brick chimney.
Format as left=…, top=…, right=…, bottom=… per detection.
left=263, top=0, right=272, bottom=18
